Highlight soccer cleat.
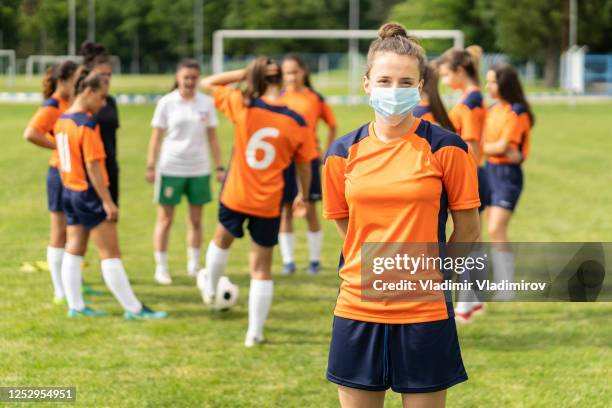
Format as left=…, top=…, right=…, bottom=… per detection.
left=187, top=267, right=198, bottom=278
left=154, top=267, right=172, bottom=285
left=19, top=262, right=38, bottom=273
left=124, top=304, right=168, bottom=320
left=471, top=303, right=486, bottom=316
left=308, top=261, right=321, bottom=275
left=282, top=262, right=296, bottom=275
left=244, top=333, right=265, bottom=348
left=67, top=307, right=108, bottom=317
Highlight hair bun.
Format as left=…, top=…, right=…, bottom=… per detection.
left=378, top=22, right=408, bottom=40
left=79, top=40, right=107, bottom=58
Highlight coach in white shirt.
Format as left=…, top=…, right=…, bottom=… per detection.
left=146, top=59, right=224, bottom=285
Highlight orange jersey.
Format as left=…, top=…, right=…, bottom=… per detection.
left=27, top=93, right=70, bottom=167
left=322, top=119, right=480, bottom=324
left=449, top=88, right=486, bottom=162
left=280, top=87, right=336, bottom=159
left=214, top=86, right=312, bottom=218
left=53, top=111, right=108, bottom=192
left=484, top=102, right=532, bottom=165
left=413, top=101, right=436, bottom=124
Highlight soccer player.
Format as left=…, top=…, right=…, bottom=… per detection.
left=437, top=46, right=488, bottom=320
left=80, top=41, right=120, bottom=205
left=54, top=69, right=167, bottom=319
left=322, top=23, right=480, bottom=407
left=482, top=63, right=534, bottom=300
left=199, top=57, right=313, bottom=347
left=413, top=64, right=455, bottom=131
left=279, top=53, right=337, bottom=275
left=146, top=59, right=223, bottom=284
left=23, top=60, right=79, bottom=304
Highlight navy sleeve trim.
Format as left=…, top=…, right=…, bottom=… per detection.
left=415, top=120, right=468, bottom=153
left=61, top=112, right=98, bottom=130
left=250, top=98, right=307, bottom=127
left=462, top=91, right=483, bottom=110
left=324, top=122, right=370, bottom=162
left=42, top=97, right=60, bottom=108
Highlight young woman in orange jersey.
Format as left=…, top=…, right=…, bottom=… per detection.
left=279, top=54, right=337, bottom=274
left=322, top=23, right=480, bottom=407
left=54, top=70, right=167, bottom=319
left=413, top=64, right=455, bottom=131
left=437, top=46, right=488, bottom=321
left=23, top=60, right=79, bottom=304
left=483, top=63, right=534, bottom=300
left=199, top=57, right=312, bottom=347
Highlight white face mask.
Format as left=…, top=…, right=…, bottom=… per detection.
left=369, top=86, right=421, bottom=126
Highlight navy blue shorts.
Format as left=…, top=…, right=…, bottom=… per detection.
left=218, top=201, right=281, bottom=247
left=63, top=187, right=107, bottom=230
left=477, top=166, right=490, bottom=212
left=46, top=166, right=64, bottom=212
left=282, top=158, right=322, bottom=203
left=327, top=316, right=467, bottom=393
left=485, top=162, right=523, bottom=211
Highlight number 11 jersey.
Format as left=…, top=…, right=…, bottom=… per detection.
left=213, top=86, right=313, bottom=218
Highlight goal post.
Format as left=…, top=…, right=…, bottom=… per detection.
left=211, top=29, right=464, bottom=101
left=25, top=55, right=122, bottom=77
left=0, top=49, right=16, bottom=87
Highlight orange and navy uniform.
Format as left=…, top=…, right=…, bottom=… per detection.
left=322, top=119, right=480, bottom=324
left=28, top=92, right=70, bottom=167
left=280, top=87, right=335, bottom=159
left=449, top=88, right=486, bottom=162
left=213, top=86, right=312, bottom=218
left=53, top=111, right=109, bottom=192
left=413, top=101, right=436, bottom=124
left=483, top=102, right=531, bottom=165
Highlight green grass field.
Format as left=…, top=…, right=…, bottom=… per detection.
left=1, top=101, right=611, bottom=407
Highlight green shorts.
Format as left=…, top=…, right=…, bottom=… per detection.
left=155, top=174, right=212, bottom=206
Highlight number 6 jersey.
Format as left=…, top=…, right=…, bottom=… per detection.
left=213, top=85, right=313, bottom=218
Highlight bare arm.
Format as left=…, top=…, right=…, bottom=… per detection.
left=466, top=140, right=480, bottom=162
left=207, top=127, right=224, bottom=182
left=324, top=125, right=337, bottom=156
left=333, top=218, right=349, bottom=240
left=483, top=137, right=510, bottom=156
left=200, top=69, right=246, bottom=95
left=23, top=127, right=55, bottom=149
left=295, top=161, right=312, bottom=200
left=448, top=208, right=480, bottom=243
left=146, top=127, right=164, bottom=183
left=86, top=160, right=118, bottom=222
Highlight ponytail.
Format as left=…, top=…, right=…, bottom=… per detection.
left=41, top=60, right=79, bottom=98
left=42, top=66, right=56, bottom=99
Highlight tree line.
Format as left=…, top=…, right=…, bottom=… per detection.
left=1, top=0, right=611, bottom=85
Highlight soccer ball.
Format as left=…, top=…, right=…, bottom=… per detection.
left=197, top=268, right=239, bottom=311
left=214, top=276, right=239, bottom=311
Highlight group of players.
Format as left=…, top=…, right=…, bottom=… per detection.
left=24, top=22, right=533, bottom=407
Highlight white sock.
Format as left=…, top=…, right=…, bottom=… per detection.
left=307, top=230, right=323, bottom=262
left=247, top=279, right=274, bottom=339
left=491, top=248, right=515, bottom=283
left=101, top=258, right=142, bottom=313
left=204, top=242, right=230, bottom=298
left=154, top=251, right=168, bottom=271
left=187, top=247, right=200, bottom=273
left=278, top=232, right=294, bottom=264
left=61, top=253, right=85, bottom=310
left=47, top=246, right=65, bottom=299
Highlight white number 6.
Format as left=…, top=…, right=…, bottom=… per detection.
left=246, top=127, right=279, bottom=170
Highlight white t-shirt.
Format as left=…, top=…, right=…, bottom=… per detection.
left=151, top=90, right=218, bottom=177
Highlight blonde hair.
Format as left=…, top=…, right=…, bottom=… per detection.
left=366, top=22, right=427, bottom=79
